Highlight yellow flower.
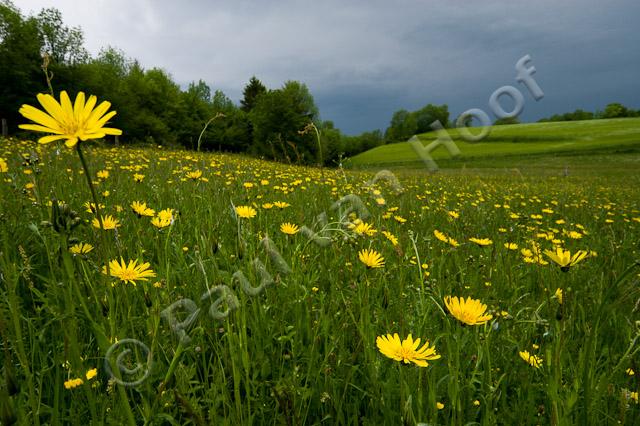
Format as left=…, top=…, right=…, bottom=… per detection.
left=273, top=201, right=290, bottom=209
left=434, top=230, right=459, bottom=247
left=235, top=205, right=257, bottom=219
left=436, top=402, right=445, bottom=410
left=504, top=242, right=518, bottom=250
left=69, top=242, right=94, bottom=255
left=92, top=215, right=120, bottom=230
left=102, top=258, right=156, bottom=285
left=280, top=222, right=300, bottom=235
left=151, top=216, right=172, bottom=229
left=564, top=230, right=583, bottom=239
left=543, top=247, right=587, bottom=271
left=353, top=222, right=377, bottom=236
left=84, top=201, right=105, bottom=214
left=382, top=231, right=399, bottom=246
left=0, top=158, right=8, bottom=173
left=133, top=173, right=145, bottom=182
left=157, top=208, right=174, bottom=222
left=447, top=210, right=459, bottom=219
left=469, top=237, right=493, bottom=246
left=521, top=243, right=548, bottom=265
left=358, top=249, right=385, bottom=269
left=447, top=237, right=460, bottom=248
left=393, top=215, right=407, bottom=223
left=376, top=333, right=441, bottom=367
left=519, top=350, right=543, bottom=369
left=473, top=400, right=480, bottom=406
left=150, top=209, right=174, bottom=228
left=85, top=368, right=98, bottom=380
left=186, top=170, right=202, bottom=180
left=262, top=203, right=274, bottom=209
left=444, top=296, right=493, bottom=326
left=19, top=91, right=122, bottom=148
left=64, top=378, right=84, bottom=389
left=554, top=288, right=563, bottom=304
left=131, top=201, right=155, bottom=217
left=96, top=170, right=109, bottom=179
left=627, top=368, right=635, bottom=376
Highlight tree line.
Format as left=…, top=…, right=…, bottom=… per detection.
left=0, top=2, right=323, bottom=163
left=537, top=103, right=640, bottom=123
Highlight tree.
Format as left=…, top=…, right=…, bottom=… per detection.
left=0, top=1, right=43, bottom=132
left=203, top=108, right=252, bottom=153
left=340, top=130, right=384, bottom=158
left=36, top=8, right=88, bottom=65
left=199, top=89, right=252, bottom=153
left=564, top=109, right=594, bottom=121
left=113, top=64, right=183, bottom=145
left=240, top=76, right=266, bottom=112
left=176, top=80, right=214, bottom=148
left=414, top=104, right=450, bottom=133
left=187, top=79, right=211, bottom=104
left=317, top=121, right=343, bottom=166
left=79, top=47, right=128, bottom=97
left=601, top=103, right=629, bottom=119
left=359, top=130, right=384, bottom=151
left=249, top=81, right=319, bottom=163
left=385, top=109, right=417, bottom=143
left=538, top=107, right=604, bottom=122
left=211, top=89, right=234, bottom=113
left=281, top=80, right=319, bottom=121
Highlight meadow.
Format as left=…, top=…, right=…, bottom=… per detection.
left=1, top=134, right=640, bottom=425
left=347, top=118, right=640, bottom=171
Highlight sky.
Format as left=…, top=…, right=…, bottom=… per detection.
left=17, top=0, right=640, bottom=135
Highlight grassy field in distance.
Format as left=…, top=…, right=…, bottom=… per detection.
left=346, top=118, right=640, bottom=172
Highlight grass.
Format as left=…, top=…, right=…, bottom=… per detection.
left=1, top=136, right=640, bottom=425
left=346, top=118, right=640, bottom=171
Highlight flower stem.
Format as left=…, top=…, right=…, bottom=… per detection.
left=158, top=339, right=186, bottom=394
left=76, top=144, right=110, bottom=276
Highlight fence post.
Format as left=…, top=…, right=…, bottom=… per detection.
left=1, top=119, right=7, bottom=137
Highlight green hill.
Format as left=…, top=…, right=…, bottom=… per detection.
left=346, top=118, right=640, bottom=168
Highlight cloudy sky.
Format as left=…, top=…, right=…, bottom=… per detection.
left=18, top=0, right=640, bottom=134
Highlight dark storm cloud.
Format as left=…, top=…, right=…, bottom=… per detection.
left=19, top=0, right=640, bottom=134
